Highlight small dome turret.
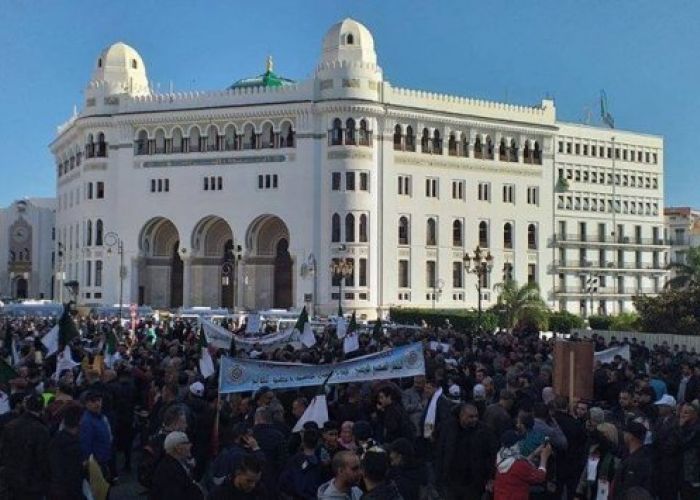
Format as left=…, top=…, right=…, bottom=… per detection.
left=320, top=18, right=377, bottom=66
left=89, top=42, right=150, bottom=97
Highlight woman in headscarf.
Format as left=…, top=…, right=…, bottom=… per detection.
left=494, top=430, right=552, bottom=500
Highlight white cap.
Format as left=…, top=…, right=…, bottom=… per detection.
left=654, top=394, right=676, bottom=407
left=448, top=384, right=461, bottom=397
left=163, top=431, right=190, bottom=452
left=473, top=383, right=486, bottom=398
left=189, top=381, right=204, bottom=398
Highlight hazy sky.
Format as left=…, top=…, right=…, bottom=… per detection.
left=1, top=0, right=698, bottom=207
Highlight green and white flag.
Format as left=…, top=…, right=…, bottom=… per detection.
left=198, top=326, right=215, bottom=379
left=294, top=307, right=315, bottom=348
left=104, top=330, right=118, bottom=368
left=343, top=312, right=360, bottom=354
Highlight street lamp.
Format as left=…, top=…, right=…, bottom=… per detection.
left=463, top=246, right=494, bottom=332
left=104, top=232, right=125, bottom=322
left=330, top=258, right=353, bottom=316
left=56, top=242, right=65, bottom=303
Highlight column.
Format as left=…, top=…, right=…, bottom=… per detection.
left=130, top=256, right=140, bottom=305
left=182, top=255, right=192, bottom=308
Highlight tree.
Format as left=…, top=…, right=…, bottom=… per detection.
left=634, top=287, right=700, bottom=335
left=666, top=246, right=700, bottom=290
left=493, top=279, right=547, bottom=331
left=549, top=311, right=585, bottom=334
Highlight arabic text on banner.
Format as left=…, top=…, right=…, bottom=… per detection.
left=218, top=343, right=425, bottom=394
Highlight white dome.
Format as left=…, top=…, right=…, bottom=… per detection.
left=320, top=18, right=377, bottom=66
left=90, top=42, right=150, bottom=96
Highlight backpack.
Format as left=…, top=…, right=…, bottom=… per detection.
left=137, top=432, right=165, bottom=489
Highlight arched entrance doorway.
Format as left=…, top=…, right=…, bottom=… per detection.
left=190, top=216, right=236, bottom=308
left=14, top=277, right=28, bottom=299
left=138, top=217, right=181, bottom=308
left=245, top=215, right=293, bottom=310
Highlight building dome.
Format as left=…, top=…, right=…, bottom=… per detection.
left=229, top=56, right=295, bottom=90
left=320, top=18, right=377, bottom=66
left=90, top=42, right=150, bottom=96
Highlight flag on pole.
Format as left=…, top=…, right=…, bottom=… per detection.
left=292, top=394, right=329, bottom=432
left=294, top=307, right=316, bottom=348
left=199, top=326, right=215, bottom=379
left=343, top=312, right=360, bottom=354
left=336, top=317, right=347, bottom=339
left=54, top=345, right=79, bottom=380
left=58, top=303, right=79, bottom=351
left=41, top=325, right=59, bottom=357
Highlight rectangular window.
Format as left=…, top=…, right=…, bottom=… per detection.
left=345, top=258, right=355, bottom=286
left=151, top=179, right=156, bottom=192
left=425, top=178, right=438, bottom=198
left=575, top=143, right=580, bottom=155
left=583, top=144, right=588, bottom=155
left=452, top=180, right=464, bottom=200
left=204, top=177, right=209, bottom=190
left=426, top=261, right=436, bottom=288
left=272, top=175, right=278, bottom=188
left=157, top=179, right=163, bottom=192
left=258, top=175, right=264, bottom=189
left=502, top=184, right=514, bottom=203
left=346, top=172, right=355, bottom=191
left=452, top=261, right=463, bottom=288
left=87, top=183, right=93, bottom=199
left=478, top=182, right=490, bottom=201
left=566, top=142, right=572, bottom=154
left=360, top=172, right=369, bottom=191
left=359, top=258, right=367, bottom=287
left=528, top=264, right=536, bottom=285
left=95, top=260, right=103, bottom=287
left=217, top=177, right=222, bottom=190
left=558, top=141, right=564, bottom=153
left=332, top=172, right=341, bottom=191
left=85, top=261, right=92, bottom=287
left=398, top=175, right=411, bottom=195
left=527, top=186, right=538, bottom=206
left=399, top=260, right=409, bottom=288
left=164, top=179, right=169, bottom=192
left=265, top=175, right=271, bottom=188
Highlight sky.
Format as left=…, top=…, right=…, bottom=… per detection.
left=1, top=0, right=698, bottom=207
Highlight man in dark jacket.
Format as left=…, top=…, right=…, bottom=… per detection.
left=551, top=396, right=587, bottom=500
left=679, top=401, right=700, bottom=500
left=252, top=405, right=287, bottom=494
left=150, top=431, right=204, bottom=500
left=613, top=421, right=653, bottom=499
left=437, top=403, right=497, bottom=500
left=360, top=448, right=404, bottom=500
left=49, top=404, right=85, bottom=500
left=0, top=393, right=51, bottom=499
left=652, top=395, right=682, bottom=500
left=210, top=454, right=267, bottom=500
left=279, top=427, right=325, bottom=499
left=79, top=391, right=113, bottom=479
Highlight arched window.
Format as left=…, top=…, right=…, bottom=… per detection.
left=345, top=213, right=355, bottom=242
left=426, top=218, right=437, bottom=246
left=405, top=126, right=415, bottom=152
left=461, top=133, right=469, bottom=157
left=331, top=214, right=341, bottom=243
left=171, top=128, right=184, bottom=153
left=95, top=219, right=103, bottom=246
left=392, top=124, right=404, bottom=152
left=96, top=132, right=107, bottom=157
left=280, top=121, right=294, bottom=148
left=432, top=129, right=442, bottom=155
left=452, top=220, right=463, bottom=247
left=474, top=136, right=483, bottom=158
left=528, top=224, right=537, bottom=249
left=359, top=119, right=370, bottom=146
left=131, top=59, right=138, bottom=69
left=504, top=222, right=513, bottom=249
left=155, top=129, right=166, bottom=154
left=206, top=124, right=219, bottom=151
left=331, top=118, right=343, bottom=146
left=499, top=139, right=507, bottom=161
left=533, top=141, right=542, bottom=164
left=86, top=220, right=92, bottom=246
left=359, top=214, right=368, bottom=242
left=421, top=128, right=430, bottom=153
left=224, top=125, right=237, bottom=151
left=510, top=139, right=518, bottom=162
left=345, top=118, right=356, bottom=145
left=189, top=126, right=201, bottom=152
left=398, top=216, right=410, bottom=245
left=242, top=124, right=256, bottom=150
left=523, top=140, right=532, bottom=164
left=448, top=133, right=457, bottom=156
left=346, top=34, right=354, bottom=45
left=485, top=136, right=494, bottom=159
left=479, top=221, right=489, bottom=247
left=261, top=123, right=274, bottom=149
left=136, top=130, right=148, bottom=155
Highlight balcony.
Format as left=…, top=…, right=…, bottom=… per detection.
left=550, top=234, right=670, bottom=248
left=551, top=286, right=660, bottom=297
left=549, top=260, right=667, bottom=272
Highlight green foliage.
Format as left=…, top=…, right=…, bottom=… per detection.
left=493, top=280, right=547, bottom=331
left=634, top=286, right=700, bottom=335
left=514, top=307, right=549, bottom=334
left=549, top=311, right=585, bottom=334
left=666, top=247, right=700, bottom=290
left=588, top=315, right=613, bottom=331
left=389, top=308, right=498, bottom=334
left=609, top=312, right=640, bottom=332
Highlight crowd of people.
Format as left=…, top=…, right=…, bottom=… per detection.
left=0, top=306, right=699, bottom=500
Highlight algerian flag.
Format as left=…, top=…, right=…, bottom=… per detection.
left=53, top=345, right=79, bottom=380
left=343, top=312, right=360, bottom=354
left=41, top=325, right=59, bottom=357
left=294, top=307, right=316, bottom=348
left=292, top=394, right=329, bottom=432
left=336, top=317, right=347, bottom=339
left=198, top=326, right=215, bottom=379
left=58, top=303, right=79, bottom=348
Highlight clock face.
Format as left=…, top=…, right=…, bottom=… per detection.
left=13, top=227, right=28, bottom=243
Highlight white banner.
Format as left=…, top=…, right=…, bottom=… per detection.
left=594, top=344, right=630, bottom=364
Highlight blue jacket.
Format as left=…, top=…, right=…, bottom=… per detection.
left=80, top=410, right=112, bottom=464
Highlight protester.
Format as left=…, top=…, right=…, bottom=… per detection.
left=48, top=404, right=85, bottom=500
left=79, top=390, right=113, bottom=480
left=359, top=448, right=404, bottom=500
left=150, top=430, right=204, bottom=500
left=493, top=430, right=551, bottom=500
left=613, top=421, right=654, bottom=498
left=317, top=450, right=363, bottom=500
left=210, top=454, right=267, bottom=499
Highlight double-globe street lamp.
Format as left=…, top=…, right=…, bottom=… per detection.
left=104, top=232, right=125, bottom=324
left=463, top=246, right=494, bottom=332
left=330, top=258, right=353, bottom=316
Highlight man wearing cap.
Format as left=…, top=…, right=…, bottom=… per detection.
left=679, top=401, right=700, bottom=500
left=612, top=421, right=653, bottom=499
left=150, top=430, right=204, bottom=500
left=79, top=390, right=113, bottom=480
left=652, top=394, right=681, bottom=500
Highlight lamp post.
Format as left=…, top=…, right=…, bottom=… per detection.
left=330, top=258, right=353, bottom=316
left=104, top=232, right=125, bottom=322
left=56, top=242, right=65, bottom=303
left=463, top=246, right=494, bottom=332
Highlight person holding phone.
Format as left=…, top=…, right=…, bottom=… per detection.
left=494, top=430, right=552, bottom=500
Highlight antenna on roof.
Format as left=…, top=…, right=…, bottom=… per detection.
left=600, top=89, right=615, bottom=129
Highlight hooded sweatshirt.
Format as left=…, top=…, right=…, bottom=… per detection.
left=317, top=479, right=363, bottom=500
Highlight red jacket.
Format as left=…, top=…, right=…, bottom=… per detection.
left=494, top=459, right=546, bottom=500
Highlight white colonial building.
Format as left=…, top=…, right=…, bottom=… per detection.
left=665, top=207, right=700, bottom=266
left=50, top=18, right=666, bottom=318
left=0, top=198, right=56, bottom=300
